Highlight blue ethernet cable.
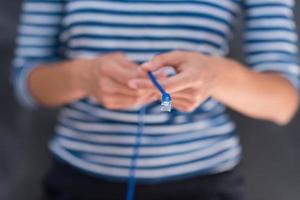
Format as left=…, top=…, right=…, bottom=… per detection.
left=126, top=71, right=172, bottom=200
left=126, top=106, right=146, bottom=200
left=147, top=71, right=172, bottom=112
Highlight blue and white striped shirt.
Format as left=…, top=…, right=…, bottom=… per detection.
left=12, top=0, right=300, bottom=182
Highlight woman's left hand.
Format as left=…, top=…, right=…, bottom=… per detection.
left=128, top=51, right=227, bottom=112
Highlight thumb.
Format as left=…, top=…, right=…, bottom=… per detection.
left=142, top=51, right=188, bottom=72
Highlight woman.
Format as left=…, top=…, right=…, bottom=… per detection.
left=12, top=0, right=299, bottom=199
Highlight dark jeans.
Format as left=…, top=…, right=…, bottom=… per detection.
left=43, top=160, right=244, bottom=200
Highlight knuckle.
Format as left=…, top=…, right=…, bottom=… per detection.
left=195, top=78, right=203, bottom=86
left=172, top=50, right=183, bottom=55
left=182, top=102, right=198, bottom=112
left=192, top=102, right=199, bottom=110
left=96, top=56, right=107, bottom=65
left=182, top=107, right=192, bottom=112
left=190, top=98, right=198, bottom=106
left=156, top=51, right=171, bottom=62
left=105, top=104, right=115, bottom=109
left=98, top=64, right=108, bottom=74
left=196, top=91, right=206, bottom=101
left=189, top=51, right=199, bottom=57
left=101, top=97, right=109, bottom=105
left=104, top=101, right=116, bottom=109
left=90, top=95, right=102, bottom=104
left=180, top=108, right=188, bottom=112
left=189, top=89, right=198, bottom=97
left=186, top=106, right=195, bottom=112
left=93, top=57, right=103, bottom=65
left=173, top=50, right=188, bottom=58
left=98, top=78, right=106, bottom=89
left=111, top=52, right=124, bottom=59
left=101, top=94, right=113, bottom=104
left=176, top=106, right=185, bottom=112
left=101, top=86, right=111, bottom=94
left=130, top=96, right=139, bottom=103
left=153, top=55, right=164, bottom=65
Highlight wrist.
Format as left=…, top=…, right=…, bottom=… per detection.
left=67, top=58, right=91, bottom=99
left=210, top=58, right=245, bottom=98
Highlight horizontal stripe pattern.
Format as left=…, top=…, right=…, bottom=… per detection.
left=11, top=0, right=299, bottom=182
left=81, top=137, right=239, bottom=168
left=244, top=0, right=300, bottom=90
left=56, top=123, right=235, bottom=145
left=50, top=138, right=241, bottom=180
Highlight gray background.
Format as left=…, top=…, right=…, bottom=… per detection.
left=0, top=1, right=300, bottom=200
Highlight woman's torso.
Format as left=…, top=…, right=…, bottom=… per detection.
left=50, top=0, right=242, bottom=182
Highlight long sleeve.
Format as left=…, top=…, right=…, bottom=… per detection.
left=11, top=0, right=65, bottom=109
left=243, top=0, right=300, bottom=90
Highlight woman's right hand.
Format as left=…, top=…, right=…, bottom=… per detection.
left=75, top=53, right=157, bottom=110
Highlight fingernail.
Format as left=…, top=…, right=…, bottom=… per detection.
left=141, top=62, right=150, bottom=67
left=141, top=62, right=153, bottom=70
left=153, top=70, right=166, bottom=78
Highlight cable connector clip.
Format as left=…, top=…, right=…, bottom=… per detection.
left=161, top=93, right=172, bottom=112
left=147, top=71, right=172, bottom=112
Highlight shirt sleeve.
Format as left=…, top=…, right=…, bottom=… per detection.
left=11, top=0, right=65, bottom=109
left=243, top=0, right=300, bottom=91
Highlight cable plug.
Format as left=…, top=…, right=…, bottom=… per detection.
left=161, top=93, right=172, bottom=112
left=147, top=71, right=172, bottom=112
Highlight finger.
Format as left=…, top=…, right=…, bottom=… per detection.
left=101, top=54, right=139, bottom=84
left=105, top=92, right=158, bottom=109
left=128, top=79, right=167, bottom=99
left=139, top=92, right=159, bottom=104
left=141, top=51, right=189, bottom=71
left=102, top=94, right=138, bottom=110
left=102, top=78, right=139, bottom=96
left=135, top=67, right=168, bottom=79
left=159, top=72, right=194, bottom=93
left=115, top=54, right=140, bottom=70
left=108, top=63, right=138, bottom=85
left=172, top=98, right=194, bottom=112
left=173, top=94, right=208, bottom=112
left=143, top=95, right=158, bottom=104
left=105, top=102, right=135, bottom=110
left=172, top=89, right=209, bottom=106
left=129, top=69, right=190, bottom=92
left=153, top=69, right=168, bottom=80
left=171, top=88, right=198, bottom=99
left=128, top=78, right=157, bottom=91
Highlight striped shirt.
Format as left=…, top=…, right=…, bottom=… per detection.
left=12, top=0, right=300, bottom=182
